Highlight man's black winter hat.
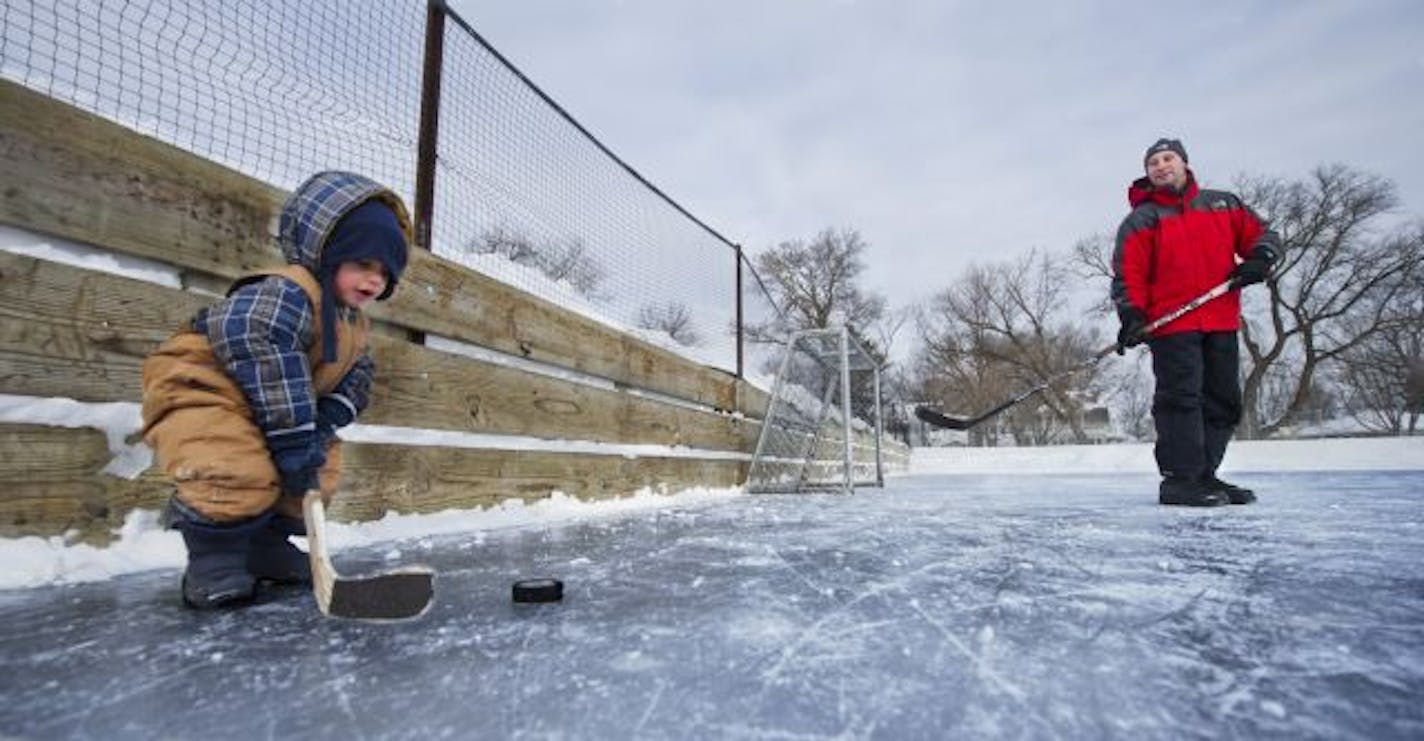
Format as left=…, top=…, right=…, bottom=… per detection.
left=1144, top=138, right=1188, bottom=167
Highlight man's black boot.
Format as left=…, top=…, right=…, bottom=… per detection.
left=1203, top=475, right=1256, bottom=505
left=1159, top=475, right=1228, bottom=507
left=170, top=506, right=265, bottom=609
left=248, top=515, right=312, bottom=585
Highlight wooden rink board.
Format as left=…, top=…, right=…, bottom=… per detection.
left=0, top=423, right=746, bottom=545
left=0, top=252, right=760, bottom=452
left=0, top=78, right=907, bottom=539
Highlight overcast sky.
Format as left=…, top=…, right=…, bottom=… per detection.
left=448, top=1, right=1424, bottom=310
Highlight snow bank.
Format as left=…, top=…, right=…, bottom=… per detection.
left=0, top=487, right=743, bottom=591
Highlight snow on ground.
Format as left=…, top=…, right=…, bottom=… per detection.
left=0, top=485, right=746, bottom=591
left=4, top=430, right=1419, bottom=591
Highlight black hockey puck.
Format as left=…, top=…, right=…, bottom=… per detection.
left=512, top=578, right=563, bottom=603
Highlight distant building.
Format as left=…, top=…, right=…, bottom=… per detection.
left=1081, top=405, right=1119, bottom=443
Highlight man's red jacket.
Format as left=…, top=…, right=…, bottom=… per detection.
left=1112, top=172, right=1281, bottom=337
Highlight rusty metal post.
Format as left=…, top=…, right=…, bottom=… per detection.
left=413, top=0, right=447, bottom=250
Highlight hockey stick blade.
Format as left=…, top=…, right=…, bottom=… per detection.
left=914, top=405, right=977, bottom=430
left=303, top=491, right=434, bottom=621
left=325, top=569, right=434, bottom=621
left=915, top=390, right=1037, bottom=430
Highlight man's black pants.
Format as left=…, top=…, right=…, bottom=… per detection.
left=1148, top=331, right=1242, bottom=479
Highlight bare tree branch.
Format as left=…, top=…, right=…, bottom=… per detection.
left=913, top=249, right=1103, bottom=443
left=1233, top=165, right=1424, bottom=437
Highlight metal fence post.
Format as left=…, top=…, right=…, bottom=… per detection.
left=840, top=326, right=853, bottom=495
left=735, top=244, right=744, bottom=378
left=413, top=0, right=447, bottom=251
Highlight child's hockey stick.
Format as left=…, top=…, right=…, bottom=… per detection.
left=914, top=278, right=1239, bottom=431
left=303, top=490, right=434, bottom=621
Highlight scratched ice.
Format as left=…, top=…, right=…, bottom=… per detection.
left=2, top=471, right=1423, bottom=739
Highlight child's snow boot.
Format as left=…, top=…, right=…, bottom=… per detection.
left=247, top=515, right=312, bottom=585
left=169, top=502, right=263, bottom=609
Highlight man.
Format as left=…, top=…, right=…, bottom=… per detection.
left=1112, top=138, right=1282, bottom=507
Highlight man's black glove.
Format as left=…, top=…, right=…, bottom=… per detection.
left=1231, top=246, right=1275, bottom=287
left=1116, top=306, right=1149, bottom=354
left=269, top=429, right=326, bottom=497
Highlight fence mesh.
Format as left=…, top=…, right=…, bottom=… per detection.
left=1, top=0, right=425, bottom=198
left=432, top=17, right=738, bottom=369
left=740, top=253, right=787, bottom=387
left=2, top=0, right=778, bottom=375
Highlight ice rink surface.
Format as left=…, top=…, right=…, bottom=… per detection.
left=3, top=471, right=1422, bottom=739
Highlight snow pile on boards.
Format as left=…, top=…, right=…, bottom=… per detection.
left=0, top=486, right=743, bottom=590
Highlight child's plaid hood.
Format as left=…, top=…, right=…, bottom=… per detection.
left=277, top=171, right=414, bottom=272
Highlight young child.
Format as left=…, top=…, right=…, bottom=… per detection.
left=142, top=171, right=412, bottom=609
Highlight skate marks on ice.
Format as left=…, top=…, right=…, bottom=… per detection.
left=1, top=471, right=1422, bottom=738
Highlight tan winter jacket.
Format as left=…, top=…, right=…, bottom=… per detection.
left=142, top=265, right=370, bottom=522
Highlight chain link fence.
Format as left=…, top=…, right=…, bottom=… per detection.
left=2, top=0, right=784, bottom=376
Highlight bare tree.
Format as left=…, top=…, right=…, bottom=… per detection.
left=914, top=249, right=1106, bottom=444
left=870, top=304, right=914, bottom=364
left=745, top=228, right=886, bottom=350
left=1071, top=233, right=1117, bottom=315
left=738, top=228, right=903, bottom=438
left=1070, top=232, right=1160, bottom=440
left=912, top=334, right=1015, bottom=447
left=471, top=226, right=605, bottom=297
left=1336, top=267, right=1424, bottom=434
left=878, top=362, right=915, bottom=444
left=1235, top=166, right=1424, bottom=437
left=636, top=301, right=702, bottom=347
left=1102, top=354, right=1155, bottom=441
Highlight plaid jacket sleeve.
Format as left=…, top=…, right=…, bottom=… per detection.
left=325, top=351, right=375, bottom=421
left=195, top=276, right=317, bottom=436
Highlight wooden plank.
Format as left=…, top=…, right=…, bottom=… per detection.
left=0, top=85, right=283, bottom=279
left=372, top=336, right=760, bottom=451
left=0, top=424, right=745, bottom=542
left=0, top=252, right=760, bottom=451
left=0, top=79, right=766, bottom=416
left=381, top=254, right=763, bottom=414
left=331, top=444, right=745, bottom=522
left=0, top=253, right=190, bottom=403
left=0, top=424, right=171, bottom=544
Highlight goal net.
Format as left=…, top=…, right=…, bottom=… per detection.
left=746, top=326, right=885, bottom=493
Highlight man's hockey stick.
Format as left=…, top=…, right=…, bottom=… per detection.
left=303, top=491, right=434, bottom=621
left=914, top=278, right=1239, bottom=431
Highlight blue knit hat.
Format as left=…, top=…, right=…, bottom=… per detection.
left=317, top=200, right=408, bottom=361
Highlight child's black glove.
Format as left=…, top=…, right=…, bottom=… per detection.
left=316, top=395, right=357, bottom=445
left=269, top=430, right=326, bottom=497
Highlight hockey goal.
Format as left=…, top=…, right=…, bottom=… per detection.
left=746, top=326, right=885, bottom=493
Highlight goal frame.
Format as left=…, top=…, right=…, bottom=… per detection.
left=745, top=325, right=885, bottom=494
